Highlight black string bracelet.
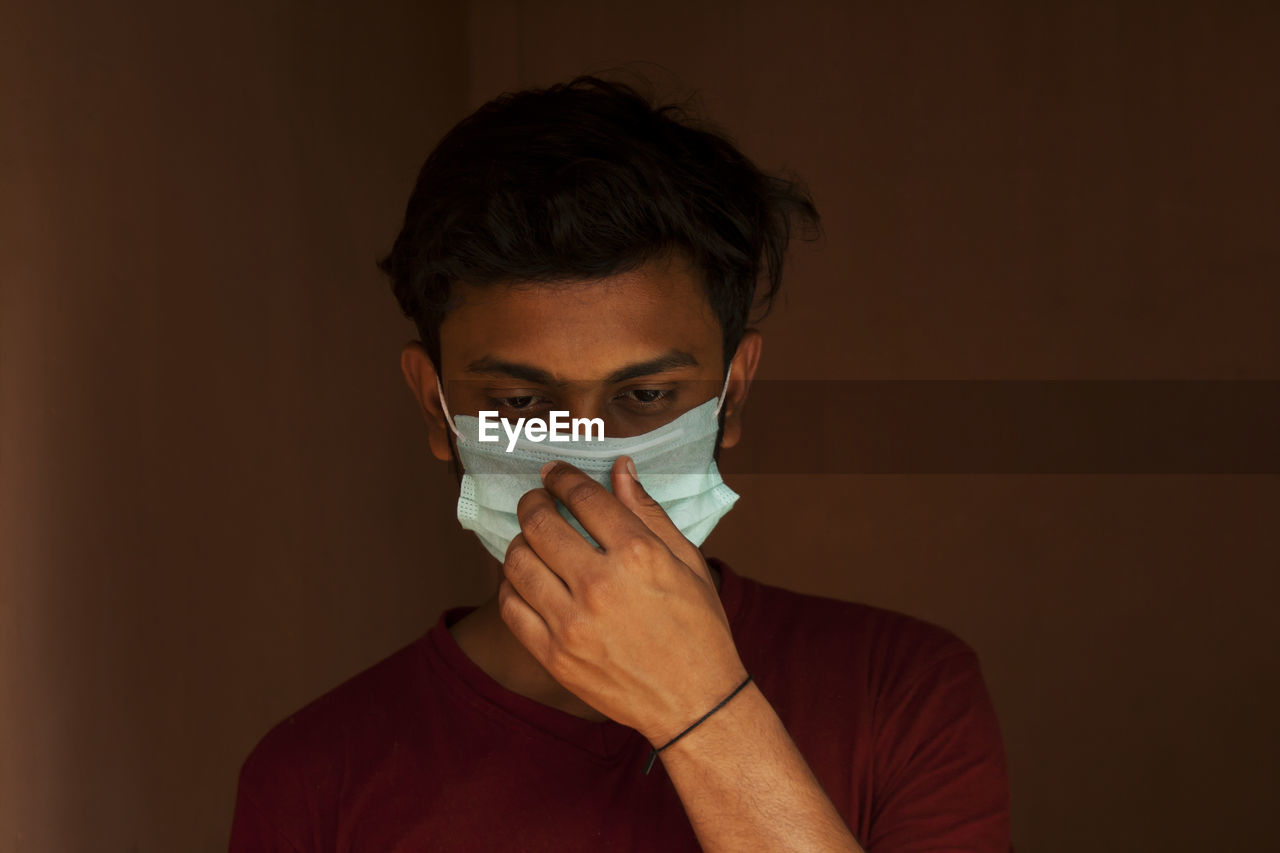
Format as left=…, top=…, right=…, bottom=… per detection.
left=642, top=674, right=754, bottom=775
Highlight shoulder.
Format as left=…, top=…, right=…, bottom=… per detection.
left=229, top=636, right=431, bottom=849
left=236, top=634, right=427, bottom=796
left=725, top=565, right=984, bottom=705
left=715, top=563, right=1010, bottom=848
left=721, top=560, right=988, bottom=727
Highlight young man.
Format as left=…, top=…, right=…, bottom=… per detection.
left=229, top=75, right=1011, bottom=852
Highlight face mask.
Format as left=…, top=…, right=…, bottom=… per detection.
left=437, top=366, right=740, bottom=562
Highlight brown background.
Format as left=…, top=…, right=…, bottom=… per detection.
left=2, top=1, right=1277, bottom=850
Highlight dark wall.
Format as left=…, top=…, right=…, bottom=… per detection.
left=0, top=2, right=472, bottom=850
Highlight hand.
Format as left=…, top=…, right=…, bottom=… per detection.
left=496, top=456, right=748, bottom=746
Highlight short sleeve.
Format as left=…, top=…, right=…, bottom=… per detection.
left=866, top=645, right=1012, bottom=853
left=227, top=737, right=312, bottom=853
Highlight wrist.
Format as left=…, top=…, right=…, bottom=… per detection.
left=643, top=671, right=756, bottom=773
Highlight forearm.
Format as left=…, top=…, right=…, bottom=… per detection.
left=655, top=681, right=865, bottom=853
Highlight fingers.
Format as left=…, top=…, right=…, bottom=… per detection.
left=496, top=576, right=551, bottom=663
left=536, top=460, right=648, bottom=551
left=503, top=532, right=574, bottom=623
left=529, top=459, right=709, bottom=587
left=609, top=455, right=707, bottom=574
left=515, top=485, right=603, bottom=587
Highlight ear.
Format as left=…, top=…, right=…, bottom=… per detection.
left=718, top=328, right=763, bottom=450
left=399, top=341, right=456, bottom=463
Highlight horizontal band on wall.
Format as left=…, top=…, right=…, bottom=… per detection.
left=719, top=381, right=1280, bottom=474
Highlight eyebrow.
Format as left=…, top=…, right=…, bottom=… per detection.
left=464, top=350, right=700, bottom=385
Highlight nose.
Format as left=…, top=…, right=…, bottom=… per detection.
left=553, top=390, right=668, bottom=439
left=553, top=393, right=624, bottom=437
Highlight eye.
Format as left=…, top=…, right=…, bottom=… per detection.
left=490, top=395, right=542, bottom=411
left=618, top=388, right=671, bottom=407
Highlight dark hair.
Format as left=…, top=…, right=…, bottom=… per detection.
left=377, top=73, right=821, bottom=374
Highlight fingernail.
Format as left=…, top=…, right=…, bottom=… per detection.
left=540, top=460, right=558, bottom=478
left=625, top=456, right=639, bottom=481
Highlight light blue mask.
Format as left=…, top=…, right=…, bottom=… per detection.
left=438, top=367, right=740, bottom=562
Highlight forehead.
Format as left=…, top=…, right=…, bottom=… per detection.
left=438, top=254, right=722, bottom=379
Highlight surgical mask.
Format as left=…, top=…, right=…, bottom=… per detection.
left=437, top=366, right=740, bottom=562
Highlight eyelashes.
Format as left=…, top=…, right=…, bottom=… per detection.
left=487, top=388, right=675, bottom=413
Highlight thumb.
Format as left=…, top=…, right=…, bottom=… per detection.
left=611, top=455, right=708, bottom=575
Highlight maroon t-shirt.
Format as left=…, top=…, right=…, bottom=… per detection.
left=229, top=558, right=1010, bottom=851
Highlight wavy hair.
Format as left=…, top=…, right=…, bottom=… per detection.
left=378, top=74, right=822, bottom=373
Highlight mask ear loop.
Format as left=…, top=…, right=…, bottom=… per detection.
left=435, top=376, right=461, bottom=438
left=713, top=358, right=734, bottom=418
